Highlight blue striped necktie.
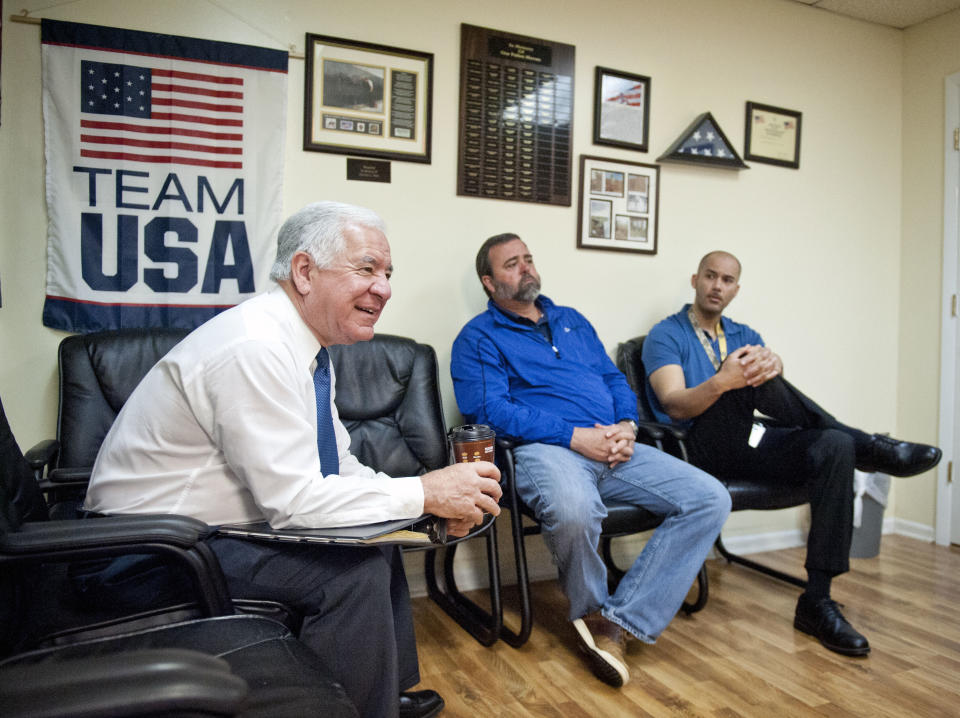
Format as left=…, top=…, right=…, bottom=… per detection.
left=313, top=347, right=339, bottom=477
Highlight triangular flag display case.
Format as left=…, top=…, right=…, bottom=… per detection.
left=657, top=111, right=748, bottom=170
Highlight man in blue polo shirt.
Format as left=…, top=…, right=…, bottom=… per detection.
left=451, top=233, right=730, bottom=688
left=643, top=250, right=941, bottom=658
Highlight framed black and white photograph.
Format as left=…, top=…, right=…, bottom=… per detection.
left=593, top=66, right=651, bottom=152
left=744, top=101, right=801, bottom=169
left=304, top=34, right=433, bottom=163
left=577, top=155, right=659, bottom=254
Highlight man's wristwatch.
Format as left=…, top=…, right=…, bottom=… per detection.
left=621, top=419, right=639, bottom=437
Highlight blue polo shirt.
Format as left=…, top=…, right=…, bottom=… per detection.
left=642, top=304, right=764, bottom=426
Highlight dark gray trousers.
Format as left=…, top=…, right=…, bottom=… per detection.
left=685, top=376, right=871, bottom=577
left=207, top=538, right=419, bottom=718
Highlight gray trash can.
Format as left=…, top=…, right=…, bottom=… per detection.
left=849, top=471, right=890, bottom=559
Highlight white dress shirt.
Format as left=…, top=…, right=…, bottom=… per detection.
left=85, top=285, right=425, bottom=528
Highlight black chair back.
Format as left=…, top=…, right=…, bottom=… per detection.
left=332, top=334, right=506, bottom=645
left=614, top=336, right=659, bottom=422
left=56, top=329, right=189, bottom=472
left=329, top=334, right=448, bottom=476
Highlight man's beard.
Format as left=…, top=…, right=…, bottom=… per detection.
left=494, top=275, right=541, bottom=302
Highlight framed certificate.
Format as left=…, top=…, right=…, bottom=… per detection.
left=743, top=101, right=802, bottom=169
left=303, top=34, right=433, bottom=163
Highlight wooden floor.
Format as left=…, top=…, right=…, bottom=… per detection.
left=409, top=535, right=960, bottom=717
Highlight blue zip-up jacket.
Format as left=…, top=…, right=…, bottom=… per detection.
left=450, top=295, right=639, bottom=447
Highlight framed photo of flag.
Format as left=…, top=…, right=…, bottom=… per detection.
left=744, top=101, right=802, bottom=169
left=593, top=66, right=651, bottom=152
left=304, top=34, right=433, bottom=163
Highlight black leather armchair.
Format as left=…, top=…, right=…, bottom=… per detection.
left=616, top=335, right=807, bottom=589
left=0, top=394, right=357, bottom=717
left=329, top=334, right=503, bottom=645
left=31, top=328, right=502, bottom=645
left=27, top=328, right=189, bottom=489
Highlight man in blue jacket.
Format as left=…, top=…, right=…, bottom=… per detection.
left=451, top=233, right=731, bottom=688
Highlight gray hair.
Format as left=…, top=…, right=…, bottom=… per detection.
left=269, top=201, right=386, bottom=281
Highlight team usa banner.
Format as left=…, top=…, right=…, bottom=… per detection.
left=41, top=19, right=288, bottom=331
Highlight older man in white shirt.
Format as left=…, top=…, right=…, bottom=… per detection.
left=84, top=201, right=501, bottom=718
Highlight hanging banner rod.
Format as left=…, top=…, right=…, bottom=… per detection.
left=7, top=14, right=304, bottom=59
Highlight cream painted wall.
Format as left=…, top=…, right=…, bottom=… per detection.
left=0, top=0, right=913, bottom=548
left=898, top=10, right=960, bottom=531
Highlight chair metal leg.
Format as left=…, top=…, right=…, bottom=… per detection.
left=714, top=534, right=807, bottom=588
left=423, top=520, right=503, bottom=647
left=600, top=536, right=626, bottom=590
left=681, top=563, right=709, bottom=614
left=495, top=443, right=534, bottom=648
left=498, top=507, right=534, bottom=648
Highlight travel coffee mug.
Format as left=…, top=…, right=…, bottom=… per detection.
left=448, top=424, right=495, bottom=463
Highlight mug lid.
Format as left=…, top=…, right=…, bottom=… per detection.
left=448, top=423, right=495, bottom=441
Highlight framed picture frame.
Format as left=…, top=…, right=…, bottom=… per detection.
left=593, top=66, right=651, bottom=152
left=743, top=101, right=801, bottom=169
left=303, top=33, right=433, bottom=163
left=577, top=155, right=659, bottom=254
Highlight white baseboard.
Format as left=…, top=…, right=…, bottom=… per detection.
left=402, top=519, right=936, bottom=599
left=714, top=528, right=807, bottom=556
left=889, top=517, right=935, bottom=542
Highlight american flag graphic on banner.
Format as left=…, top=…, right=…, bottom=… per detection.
left=41, top=19, right=287, bottom=332
left=79, top=61, right=245, bottom=168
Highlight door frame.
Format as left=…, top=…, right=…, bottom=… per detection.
left=936, top=72, right=960, bottom=545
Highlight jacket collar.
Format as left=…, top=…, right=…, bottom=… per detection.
left=488, top=294, right=556, bottom=327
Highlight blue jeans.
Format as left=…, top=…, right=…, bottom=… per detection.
left=514, top=442, right=730, bottom=642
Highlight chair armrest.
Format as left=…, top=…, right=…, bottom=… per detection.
left=37, top=477, right=89, bottom=494
left=635, top=421, right=664, bottom=441
left=494, top=438, right=518, bottom=493
left=48, top=466, right=93, bottom=483
left=0, top=648, right=247, bottom=718
left=24, top=439, right=60, bottom=476
left=1, top=514, right=231, bottom=617
left=0, top=514, right=212, bottom=556
left=639, top=420, right=688, bottom=442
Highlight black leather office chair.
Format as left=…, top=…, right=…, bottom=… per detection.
left=496, top=431, right=708, bottom=648
left=615, top=335, right=807, bottom=589
left=330, top=334, right=503, bottom=645
left=33, top=328, right=502, bottom=645
left=0, top=394, right=358, bottom=717
left=26, top=328, right=190, bottom=491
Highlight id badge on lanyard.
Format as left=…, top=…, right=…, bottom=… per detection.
left=687, top=307, right=726, bottom=372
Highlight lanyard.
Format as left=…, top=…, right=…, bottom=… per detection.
left=687, top=307, right=726, bottom=371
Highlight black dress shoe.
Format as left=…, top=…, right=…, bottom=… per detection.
left=399, top=689, right=444, bottom=718
left=856, top=434, right=942, bottom=477
left=794, top=594, right=870, bottom=657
